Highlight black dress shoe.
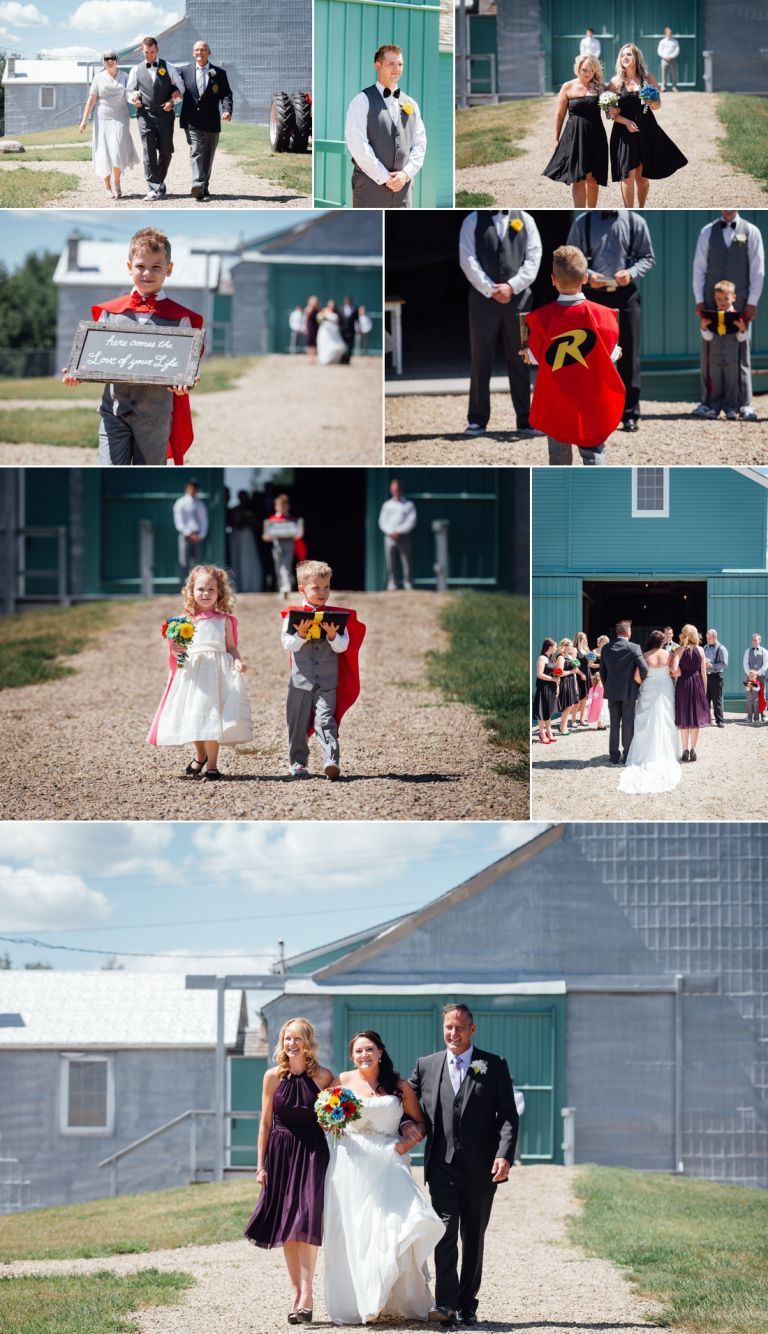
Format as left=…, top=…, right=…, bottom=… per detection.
left=622, top=418, right=638, bottom=432
left=457, top=1314, right=478, bottom=1327
left=428, top=1308, right=454, bottom=1325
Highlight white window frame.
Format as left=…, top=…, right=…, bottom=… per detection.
left=631, top=467, right=669, bottom=519
left=38, top=85, right=56, bottom=110
left=59, top=1053, right=115, bottom=1136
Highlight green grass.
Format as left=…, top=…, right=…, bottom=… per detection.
left=716, top=95, right=768, bottom=193
left=0, top=408, right=96, bottom=447
left=455, top=191, right=496, bottom=207
left=0, top=1180, right=258, bottom=1261
left=0, top=1269, right=193, bottom=1333
left=455, top=98, right=548, bottom=171
left=427, top=590, right=529, bottom=780
left=218, top=121, right=311, bottom=195
left=13, top=123, right=83, bottom=146
left=571, top=1165, right=768, bottom=1334
left=0, top=378, right=100, bottom=401
left=0, top=167, right=80, bottom=207
left=15, top=147, right=92, bottom=162
left=0, top=603, right=134, bottom=691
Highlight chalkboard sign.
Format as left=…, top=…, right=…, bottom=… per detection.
left=286, top=609, right=350, bottom=637
left=65, top=321, right=204, bottom=387
left=263, top=518, right=304, bottom=541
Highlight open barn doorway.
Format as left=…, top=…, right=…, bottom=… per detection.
left=583, top=580, right=708, bottom=649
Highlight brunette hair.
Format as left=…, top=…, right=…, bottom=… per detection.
left=443, top=1002, right=474, bottom=1024
left=374, top=43, right=402, bottom=63
left=540, top=638, right=556, bottom=655
left=128, top=226, right=171, bottom=262
left=349, top=1030, right=402, bottom=1098
left=182, top=564, right=236, bottom=616
left=274, top=1017, right=321, bottom=1080
left=644, top=629, right=666, bottom=651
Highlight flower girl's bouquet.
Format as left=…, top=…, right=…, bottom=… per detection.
left=161, top=615, right=195, bottom=668
left=315, top=1087, right=363, bottom=1136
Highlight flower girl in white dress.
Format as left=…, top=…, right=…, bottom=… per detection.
left=147, top=565, right=252, bottom=779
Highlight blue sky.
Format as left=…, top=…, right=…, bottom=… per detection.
left=0, top=209, right=319, bottom=272
left=0, top=0, right=186, bottom=62
left=0, top=823, right=548, bottom=975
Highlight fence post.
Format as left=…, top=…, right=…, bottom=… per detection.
left=432, top=520, right=449, bottom=592
left=702, top=51, right=713, bottom=93
left=110, top=1161, right=118, bottom=1198
left=561, top=1107, right=575, bottom=1166
left=190, top=1112, right=197, bottom=1184
left=139, top=521, right=154, bottom=597
left=56, top=526, right=70, bottom=607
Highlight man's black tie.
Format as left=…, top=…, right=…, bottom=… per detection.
left=146, top=61, right=158, bottom=67
left=720, top=220, right=736, bottom=229
left=383, top=87, right=400, bottom=99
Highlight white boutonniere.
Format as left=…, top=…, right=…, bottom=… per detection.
left=734, top=233, right=747, bottom=245
left=470, top=1059, right=488, bottom=1076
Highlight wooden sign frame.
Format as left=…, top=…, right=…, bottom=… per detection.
left=65, top=321, right=204, bottom=387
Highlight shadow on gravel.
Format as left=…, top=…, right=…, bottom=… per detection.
left=165, top=772, right=463, bottom=784
left=531, top=756, right=614, bottom=771
left=342, top=772, right=462, bottom=783
left=385, top=432, right=538, bottom=444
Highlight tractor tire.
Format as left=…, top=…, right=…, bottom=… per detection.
left=269, top=93, right=295, bottom=152
left=289, top=92, right=312, bottom=153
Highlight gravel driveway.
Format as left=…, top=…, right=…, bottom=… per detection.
left=532, top=710, right=756, bottom=820
left=3, top=1167, right=670, bottom=1334
left=0, top=121, right=309, bottom=207
left=385, top=395, right=768, bottom=466
left=0, top=357, right=384, bottom=467
left=456, top=92, right=766, bottom=208
left=2, top=592, right=527, bottom=822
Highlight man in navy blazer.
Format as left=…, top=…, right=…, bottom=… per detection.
left=179, top=40, right=233, bottom=200
left=600, top=618, right=648, bottom=764
left=408, top=1003, right=518, bottom=1326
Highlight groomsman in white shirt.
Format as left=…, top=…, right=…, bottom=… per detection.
left=657, top=27, right=680, bottom=90
left=378, top=478, right=417, bottom=590
left=345, top=44, right=427, bottom=208
left=580, top=28, right=601, bottom=59
left=173, top=478, right=208, bottom=585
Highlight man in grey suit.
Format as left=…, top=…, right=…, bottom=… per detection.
left=600, top=619, right=648, bottom=764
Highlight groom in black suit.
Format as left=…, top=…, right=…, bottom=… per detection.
left=179, top=40, right=233, bottom=200
left=408, top=1003, right=518, bottom=1326
left=600, top=619, right=648, bottom=764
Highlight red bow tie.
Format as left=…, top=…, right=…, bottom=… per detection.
left=130, top=291, right=158, bottom=312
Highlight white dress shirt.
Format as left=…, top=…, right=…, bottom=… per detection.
left=126, top=59, right=184, bottom=100
left=743, top=645, right=768, bottom=676
left=378, top=496, right=417, bottom=536
left=195, top=62, right=210, bottom=96
left=692, top=215, right=765, bottom=306
left=345, top=80, right=427, bottom=185
left=281, top=604, right=350, bottom=654
left=97, top=288, right=192, bottom=329
left=657, top=37, right=680, bottom=61
left=459, top=210, right=542, bottom=299
left=447, top=1044, right=474, bottom=1095
left=173, top=493, right=208, bottom=539
left=580, top=35, right=601, bottom=58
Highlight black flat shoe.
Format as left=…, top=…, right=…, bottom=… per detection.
left=288, top=1315, right=299, bottom=1326
left=184, top=757, right=206, bottom=778
left=295, top=1311, right=313, bottom=1324
left=690, top=748, right=697, bottom=761
left=681, top=749, right=689, bottom=762
left=202, top=768, right=222, bottom=781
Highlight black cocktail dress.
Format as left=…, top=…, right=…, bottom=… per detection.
left=543, top=95, right=608, bottom=186
left=610, top=89, right=687, bottom=181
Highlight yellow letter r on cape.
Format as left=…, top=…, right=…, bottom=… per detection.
left=545, top=327, right=597, bottom=371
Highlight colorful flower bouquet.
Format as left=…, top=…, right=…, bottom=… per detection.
left=599, top=90, right=619, bottom=117
left=638, top=84, right=660, bottom=114
left=161, top=615, right=195, bottom=667
left=315, top=1086, right=363, bottom=1135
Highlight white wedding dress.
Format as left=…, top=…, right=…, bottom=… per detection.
left=619, top=665, right=681, bottom=795
left=323, top=1095, right=445, bottom=1325
left=316, top=312, right=347, bottom=365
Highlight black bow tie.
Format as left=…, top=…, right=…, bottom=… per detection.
left=720, top=220, right=736, bottom=229
left=383, top=87, right=400, bottom=99
left=146, top=61, right=158, bottom=67
left=602, top=211, right=618, bottom=219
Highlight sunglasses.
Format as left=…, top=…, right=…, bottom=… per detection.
left=104, top=56, right=118, bottom=61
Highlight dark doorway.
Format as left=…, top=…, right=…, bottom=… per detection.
left=384, top=210, right=573, bottom=378
left=287, top=469, right=367, bottom=589
left=583, top=580, right=708, bottom=649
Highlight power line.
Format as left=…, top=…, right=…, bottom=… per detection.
left=0, top=934, right=278, bottom=962
left=32, top=898, right=421, bottom=935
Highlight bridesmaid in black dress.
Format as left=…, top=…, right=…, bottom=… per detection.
left=543, top=54, right=608, bottom=208
left=533, top=638, right=559, bottom=746
left=607, top=43, right=687, bottom=207
left=245, top=1017, right=334, bottom=1324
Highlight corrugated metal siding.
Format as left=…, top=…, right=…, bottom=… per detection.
left=314, top=0, right=450, bottom=207
left=543, top=0, right=704, bottom=90
left=4, top=83, right=86, bottom=136
left=703, top=0, right=768, bottom=93
left=708, top=574, right=768, bottom=701
left=532, top=575, right=583, bottom=675
left=497, top=0, right=542, bottom=96
left=100, top=473, right=226, bottom=592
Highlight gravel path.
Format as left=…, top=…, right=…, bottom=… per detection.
left=456, top=92, right=767, bottom=208
left=3, top=1167, right=670, bottom=1334
left=385, top=395, right=768, bottom=466
left=0, top=122, right=309, bottom=207
left=2, top=592, right=527, bottom=821
left=532, top=709, right=759, bottom=820
left=0, top=357, right=384, bottom=467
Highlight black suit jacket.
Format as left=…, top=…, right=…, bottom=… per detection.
left=599, top=636, right=648, bottom=702
left=179, top=62, right=233, bottom=132
left=340, top=304, right=358, bottom=339
left=409, top=1046, right=518, bottom=1189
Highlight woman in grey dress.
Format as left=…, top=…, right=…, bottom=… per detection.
left=79, top=52, right=139, bottom=198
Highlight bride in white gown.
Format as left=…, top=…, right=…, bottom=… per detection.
left=619, top=631, right=681, bottom=795
left=323, top=1030, right=445, bottom=1325
left=316, top=300, right=347, bottom=365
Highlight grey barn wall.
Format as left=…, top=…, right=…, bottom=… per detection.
left=262, top=995, right=335, bottom=1072
left=496, top=0, right=542, bottom=97
left=5, top=83, right=86, bottom=135
left=230, top=265, right=270, bottom=355
left=703, top=0, right=768, bottom=93
left=0, top=1049, right=218, bottom=1208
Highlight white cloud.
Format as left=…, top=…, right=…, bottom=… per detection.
left=68, top=0, right=177, bottom=35
left=122, top=948, right=277, bottom=975
left=0, top=3, right=48, bottom=25
left=0, top=824, right=174, bottom=879
left=38, top=43, right=100, bottom=58
left=0, top=865, right=109, bottom=931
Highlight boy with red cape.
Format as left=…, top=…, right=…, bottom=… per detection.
left=280, top=559, right=365, bottom=781
left=523, top=245, right=624, bottom=465
left=62, top=226, right=203, bottom=466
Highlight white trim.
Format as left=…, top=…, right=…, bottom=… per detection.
left=733, top=467, right=768, bottom=492
left=59, top=1053, right=115, bottom=1136
left=631, top=467, right=669, bottom=518
left=282, top=980, right=567, bottom=996
left=239, top=253, right=381, bottom=267
left=38, top=85, right=56, bottom=110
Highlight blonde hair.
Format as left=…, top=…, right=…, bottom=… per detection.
left=574, top=632, right=589, bottom=653
left=556, top=638, right=573, bottom=657
left=128, top=226, right=171, bottom=262
left=574, top=53, right=603, bottom=87
left=182, top=565, right=236, bottom=616
left=615, top=43, right=648, bottom=87
left=714, top=279, right=736, bottom=295
left=274, top=1017, right=321, bottom=1080
left=296, top=559, right=332, bottom=585
left=678, top=623, right=701, bottom=648
left=553, top=245, right=588, bottom=283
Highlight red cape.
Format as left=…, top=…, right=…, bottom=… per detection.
left=91, top=296, right=204, bottom=465
left=281, top=605, right=366, bottom=730
left=269, top=512, right=307, bottom=563
left=526, top=300, right=624, bottom=448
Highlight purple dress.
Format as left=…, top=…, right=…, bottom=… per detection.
left=674, top=647, right=710, bottom=728
left=244, top=1072, right=329, bottom=1248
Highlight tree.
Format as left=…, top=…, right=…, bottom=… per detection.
left=0, top=52, right=5, bottom=137
left=100, top=956, right=124, bottom=970
left=23, top=961, right=53, bottom=969
left=0, top=249, right=59, bottom=376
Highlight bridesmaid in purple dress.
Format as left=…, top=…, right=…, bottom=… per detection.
left=244, top=1017, right=334, bottom=1324
left=671, top=625, right=710, bottom=762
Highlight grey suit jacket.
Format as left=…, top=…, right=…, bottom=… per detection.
left=409, top=1046, right=518, bottom=1188
left=600, top=636, right=648, bottom=702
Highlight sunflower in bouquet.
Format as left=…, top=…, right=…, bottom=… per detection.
left=315, top=1086, right=363, bottom=1136
left=161, top=615, right=195, bottom=668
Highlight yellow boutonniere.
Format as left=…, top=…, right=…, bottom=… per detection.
left=212, top=83, right=219, bottom=93
left=158, top=66, right=167, bottom=76
left=402, top=102, right=414, bottom=115
left=510, top=217, right=523, bottom=231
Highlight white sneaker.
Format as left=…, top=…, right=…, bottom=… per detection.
left=740, top=407, right=759, bottom=422
left=386, top=580, right=397, bottom=591
left=324, top=762, right=341, bottom=781
left=691, top=403, right=715, bottom=418
left=464, top=423, right=486, bottom=436
left=289, top=762, right=309, bottom=778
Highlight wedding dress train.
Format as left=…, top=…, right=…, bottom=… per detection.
left=619, top=665, right=681, bottom=795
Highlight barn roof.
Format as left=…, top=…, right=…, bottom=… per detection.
left=54, top=240, right=222, bottom=289
left=241, top=210, right=382, bottom=264
left=0, top=972, right=245, bottom=1048
left=2, top=60, right=89, bottom=86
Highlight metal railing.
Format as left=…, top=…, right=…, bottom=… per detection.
left=98, top=1108, right=260, bottom=1197
left=4, top=525, right=70, bottom=607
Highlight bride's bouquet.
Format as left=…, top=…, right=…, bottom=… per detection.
left=637, top=83, right=660, bottom=114
left=315, top=1086, right=363, bottom=1135
left=161, top=615, right=195, bottom=667
left=599, top=90, right=619, bottom=117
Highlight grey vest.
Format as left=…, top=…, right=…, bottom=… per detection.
left=134, top=59, right=175, bottom=112
left=290, top=633, right=339, bottom=692
left=748, top=648, right=763, bottom=670
left=435, top=1058, right=465, bottom=1164
left=475, top=212, right=527, bottom=283
left=100, top=311, right=185, bottom=414
left=358, top=84, right=415, bottom=172
left=704, top=222, right=750, bottom=311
